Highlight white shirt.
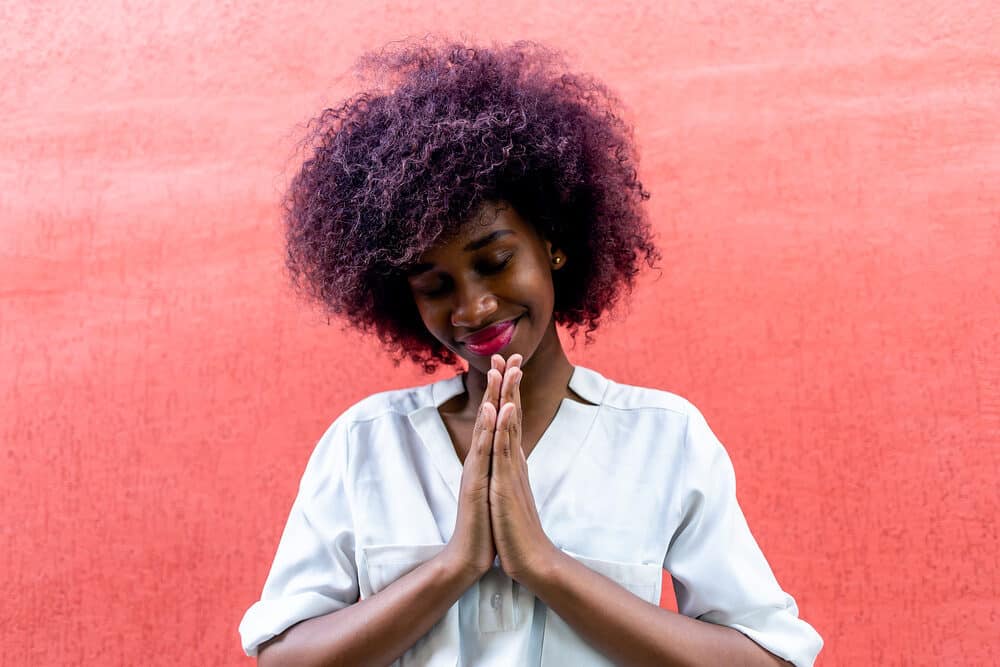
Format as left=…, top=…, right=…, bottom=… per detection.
left=239, top=366, right=823, bottom=666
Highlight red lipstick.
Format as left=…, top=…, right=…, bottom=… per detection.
left=462, top=319, right=518, bottom=356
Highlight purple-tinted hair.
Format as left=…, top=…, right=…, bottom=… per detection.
left=285, top=40, right=659, bottom=371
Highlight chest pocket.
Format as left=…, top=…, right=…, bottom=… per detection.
left=539, top=550, right=664, bottom=667
left=566, top=550, right=663, bottom=605
left=358, top=543, right=447, bottom=598
left=358, top=543, right=459, bottom=667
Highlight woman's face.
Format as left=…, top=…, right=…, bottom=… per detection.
left=406, top=201, right=566, bottom=374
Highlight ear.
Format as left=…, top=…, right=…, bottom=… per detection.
left=545, top=240, right=567, bottom=271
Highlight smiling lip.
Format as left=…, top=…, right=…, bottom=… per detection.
left=461, top=319, right=518, bottom=356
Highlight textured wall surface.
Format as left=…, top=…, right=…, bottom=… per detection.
left=2, top=2, right=998, bottom=665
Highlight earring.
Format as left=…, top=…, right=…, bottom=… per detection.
left=552, top=256, right=562, bottom=266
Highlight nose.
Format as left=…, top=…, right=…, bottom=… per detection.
left=450, top=279, right=498, bottom=329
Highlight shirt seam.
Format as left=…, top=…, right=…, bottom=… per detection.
left=596, top=402, right=689, bottom=417
left=337, top=380, right=449, bottom=426
left=344, top=405, right=429, bottom=426
left=343, top=420, right=357, bottom=549
left=665, top=407, right=694, bottom=559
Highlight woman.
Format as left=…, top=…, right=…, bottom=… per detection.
left=239, top=41, right=823, bottom=666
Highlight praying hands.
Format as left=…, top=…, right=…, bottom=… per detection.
left=443, top=353, right=558, bottom=584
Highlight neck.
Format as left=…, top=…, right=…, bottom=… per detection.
left=461, top=320, right=574, bottom=418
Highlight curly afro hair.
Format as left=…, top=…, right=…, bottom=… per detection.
left=285, top=40, right=659, bottom=372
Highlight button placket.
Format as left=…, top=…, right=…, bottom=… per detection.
left=477, top=565, right=518, bottom=632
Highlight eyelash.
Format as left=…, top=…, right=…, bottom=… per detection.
left=478, top=253, right=514, bottom=275
left=416, top=253, right=514, bottom=298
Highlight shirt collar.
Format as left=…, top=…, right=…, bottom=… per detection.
left=429, top=365, right=609, bottom=409
left=413, top=365, right=609, bottom=514
left=565, top=365, right=609, bottom=405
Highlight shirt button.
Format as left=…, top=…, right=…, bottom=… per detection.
left=491, top=593, right=502, bottom=610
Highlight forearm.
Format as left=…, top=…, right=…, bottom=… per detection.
left=258, top=549, right=478, bottom=667
left=523, top=549, right=790, bottom=667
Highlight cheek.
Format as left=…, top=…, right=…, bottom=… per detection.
left=414, top=302, right=464, bottom=353
left=415, top=300, right=445, bottom=330
left=518, top=267, right=556, bottom=307
left=408, top=297, right=435, bottom=329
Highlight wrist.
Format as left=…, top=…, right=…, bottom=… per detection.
left=514, top=542, right=566, bottom=592
left=438, top=543, right=489, bottom=588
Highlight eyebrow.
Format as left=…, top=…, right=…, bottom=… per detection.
left=463, top=229, right=513, bottom=251
left=407, top=229, right=515, bottom=276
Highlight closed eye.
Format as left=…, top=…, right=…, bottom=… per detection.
left=409, top=251, right=514, bottom=299
left=477, top=252, right=514, bottom=275
left=413, top=279, right=450, bottom=298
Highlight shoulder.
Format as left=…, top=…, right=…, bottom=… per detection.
left=336, top=379, right=443, bottom=425
left=576, top=366, right=708, bottom=457
left=581, top=366, right=696, bottom=418
left=581, top=367, right=725, bottom=462
left=302, top=375, right=457, bottom=474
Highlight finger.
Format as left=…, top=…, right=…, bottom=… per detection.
left=503, top=355, right=523, bottom=413
left=506, top=353, right=523, bottom=371
left=482, top=368, right=502, bottom=411
left=491, top=356, right=505, bottom=409
left=500, top=365, right=522, bottom=423
left=491, top=402, right=509, bottom=477
left=472, top=401, right=497, bottom=470
left=491, top=354, right=506, bottom=377
left=490, top=354, right=507, bottom=388
left=511, top=366, right=522, bottom=426
left=500, top=363, right=515, bottom=407
left=493, top=401, right=521, bottom=473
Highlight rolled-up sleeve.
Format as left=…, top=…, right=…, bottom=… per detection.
left=663, top=404, right=823, bottom=667
left=238, top=419, right=359, bottom=657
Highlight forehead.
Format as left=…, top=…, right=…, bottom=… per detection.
left=419, top=201, right=536, bottom=261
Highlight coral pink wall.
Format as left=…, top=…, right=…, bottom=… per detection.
left=3, top=2, right=998, bottom=665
